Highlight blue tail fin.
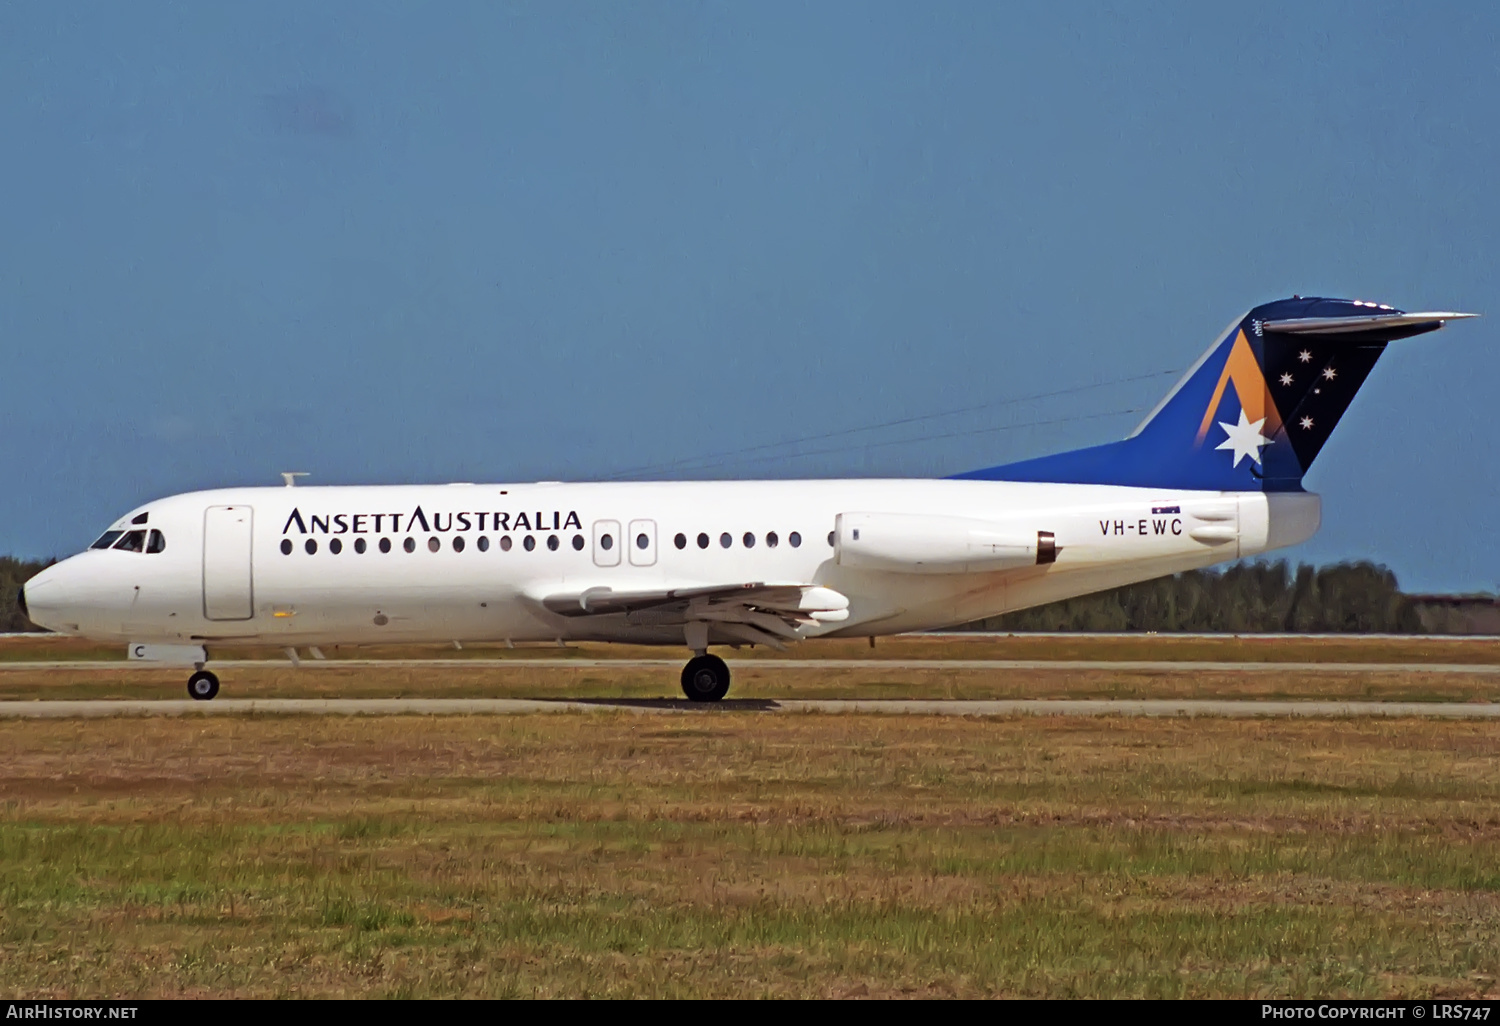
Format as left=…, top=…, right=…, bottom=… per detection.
left=953, top=297, right=1474, bottom=492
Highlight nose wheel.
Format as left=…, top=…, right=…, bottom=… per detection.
left=680, top=654, right=731, bottom=702
left=187, top=670, right=220, bottom=701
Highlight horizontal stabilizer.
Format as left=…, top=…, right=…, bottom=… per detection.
left=1261, top=311, right=1477, bottom=340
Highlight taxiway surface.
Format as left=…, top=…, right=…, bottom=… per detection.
left=3, top=698, right=1498, bottom=718
left=8, top=658, right=1500, bottom=674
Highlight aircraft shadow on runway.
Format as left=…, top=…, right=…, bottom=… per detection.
left=544, top=697, right=784, bottom=711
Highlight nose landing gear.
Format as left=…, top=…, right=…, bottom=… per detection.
left=187, top=670, right=220, bottom=701
left=680, top=654, right=731, bottom=702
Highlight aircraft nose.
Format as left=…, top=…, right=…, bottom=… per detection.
left=20, top=568, right=64, bottom=633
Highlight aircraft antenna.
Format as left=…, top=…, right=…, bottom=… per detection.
left=280, top=472, right=310, bottom=488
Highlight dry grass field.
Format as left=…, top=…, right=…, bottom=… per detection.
left=2, top=712, right=1499, bottom=998
left=2, top=634, right=1497, bottom=997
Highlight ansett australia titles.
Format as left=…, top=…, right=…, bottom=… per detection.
left=281, top=507, right=583, bottom=537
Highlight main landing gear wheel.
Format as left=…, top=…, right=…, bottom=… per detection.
left=680, top=654, right=731, bottom=702
left=187, top=670, right=220, bottom=701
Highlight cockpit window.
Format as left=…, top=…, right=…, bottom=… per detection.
left=146, top=530, right=166, bottom=554
left=90, top=531, right=124, bottom=550
left=113, top=530, right=147, bottom=552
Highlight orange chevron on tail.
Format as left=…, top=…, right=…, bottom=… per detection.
left=1195, top=329, right=1282, bottom=445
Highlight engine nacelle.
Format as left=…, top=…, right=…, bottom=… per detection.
left=834, top=512, right=1056, bottom=574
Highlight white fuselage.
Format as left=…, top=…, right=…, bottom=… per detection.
left=24, top=479, right=1320, bottom=653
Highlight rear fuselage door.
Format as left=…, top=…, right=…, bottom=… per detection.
left=593, top=519, right=621, bottom=567
left=203, top=505, right=254, bottom=621
left=628, top=518, right=657, bottom=567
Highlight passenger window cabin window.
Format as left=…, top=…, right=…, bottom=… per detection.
left=380, top=538, right=392, bottom=553
left=828, top=531, right=835, bottom=547
left=329, top=538, right=342, bottom=554
left=428, top=537, right=441, bottom=552
left=766, top=531, right=778, bottom=548
left=572, top=534, right=585, bottom=551
left=404, top=538, right=416, bottom=553
left=789, top=532, right=801, bottom=548
left=92, top=531, right=124, bottom=550
left=114, top=530, right=147, bottom=552
left=720, top=532, right=732, bottom=549
left=547, top=534, right=559, bottom=551
left=453, top=536, right=465, bottom=552
left=478, top=536, right=490, bottom=552
left=697, top=533, right=709, bottom=549
left=743, top=532, right=755, bottom=548
left=674, top=533, right=686, bottom=549
left=305, top=539, right=318, bottom=555
left=523, top=535, right=535, bottom=551
left=280, top=539, right=293, bottom=555
left=355, top=538, right=367, bottom=554
left=600, top=534, right=614, bottom=550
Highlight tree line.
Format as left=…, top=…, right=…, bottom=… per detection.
left=965, top=560, right=1425, bottom=633
left=0, top=557, right=51, bottom=632
left=0, top=555, right=1456, bottom=635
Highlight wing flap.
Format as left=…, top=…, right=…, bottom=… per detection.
left=543, top=582, right=765, bottom=617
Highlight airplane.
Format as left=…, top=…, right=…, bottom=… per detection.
left=20, top=296, right=1476, bottom=702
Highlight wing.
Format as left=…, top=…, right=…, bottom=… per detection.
left=539, top=582, right=850, bottom=650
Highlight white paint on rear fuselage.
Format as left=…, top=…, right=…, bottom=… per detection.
left=24, top=480, right=1320, bottom=650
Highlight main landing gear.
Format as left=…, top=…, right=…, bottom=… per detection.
left=187, top=670, right=220, bottom=701
left=680, top=654, right=731, bottom=702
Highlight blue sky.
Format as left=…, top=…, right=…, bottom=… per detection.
left=2, top=2, right=1496, bottom=592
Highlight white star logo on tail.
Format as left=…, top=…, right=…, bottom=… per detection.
left=1215, top=409, right=1272, bottom=467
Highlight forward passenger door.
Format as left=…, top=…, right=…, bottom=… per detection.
left=203, top=505, right=254, bottom=620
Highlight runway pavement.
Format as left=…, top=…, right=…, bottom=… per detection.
left=2, top=698, right=1497, bottom=719
left=6, top=658, right=1500, bottom=673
